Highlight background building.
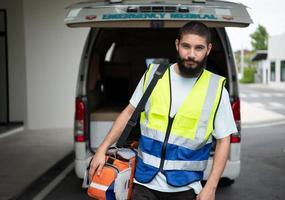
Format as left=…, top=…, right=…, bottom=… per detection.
left=252, top=50, right=268, bottom=84
left=267, top=32, right=285, bottom=85
left=0, top=0, right=89, bottom=130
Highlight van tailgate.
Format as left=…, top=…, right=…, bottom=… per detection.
left=65, top=0, right=252, bottom=28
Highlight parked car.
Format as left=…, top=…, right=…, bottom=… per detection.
left=65, top=0, right=252, bottom=185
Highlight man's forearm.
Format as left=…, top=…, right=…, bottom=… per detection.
left=205, top=135, right=231, bottom=190
left=97, top=104, right=135, bottom=152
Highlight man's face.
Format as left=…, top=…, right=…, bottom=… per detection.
left=175, top=33, right=212, bottom=77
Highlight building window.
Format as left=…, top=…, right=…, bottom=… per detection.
left=0, top=10, right=9, bottom=123
left=270, top=61, right=276, bottom=82
left=0, top=11, right=5, bottom=32
left=281, top=60, right=285, bottom=82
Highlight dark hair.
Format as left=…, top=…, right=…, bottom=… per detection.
left=177, top=21, right=211, bottom=44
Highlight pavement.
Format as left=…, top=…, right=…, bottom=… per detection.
left=0, top=128, right=73, bottom=200
left=240, top=83, right=285, bottom=127
left=241, top=101, right=285, bottom=127
left=0, top=83, right=284, bottom=199
left=247, top=83, right=285, bottom=91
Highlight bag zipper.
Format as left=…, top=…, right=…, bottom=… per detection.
left=105, top=163, right=120, bottom=174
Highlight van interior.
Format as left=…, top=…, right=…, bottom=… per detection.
left=87, top=28, right=229, bottom=143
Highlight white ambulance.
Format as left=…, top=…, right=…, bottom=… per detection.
left=65, top=0, right=252, bottom=185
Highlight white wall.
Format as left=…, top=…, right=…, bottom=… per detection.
left=0, top=0, right=27, bottom=123
left=23, top=0, right=89, bottom=129
left=268, top=33, right=285, bottom=60
left=261, top=60, right=269, bottom=84
left=268, top=32, right=285, bottom=84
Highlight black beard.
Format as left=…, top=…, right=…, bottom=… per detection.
left=176, top=53, right=207, bottom=78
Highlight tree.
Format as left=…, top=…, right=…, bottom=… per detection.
left=250, top=24, right=268, bottom=51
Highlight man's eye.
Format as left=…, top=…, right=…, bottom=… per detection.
left=196, top=46, right=205, bottom=50
left=182, top=44, right=190, bottom=49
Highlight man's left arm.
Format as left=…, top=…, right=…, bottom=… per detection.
left=196, top=135, right=231, bottom=200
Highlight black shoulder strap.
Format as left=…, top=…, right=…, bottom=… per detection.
left=116, top=63, right=168, bottom=148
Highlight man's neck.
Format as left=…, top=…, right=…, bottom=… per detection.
left=173, top=63, right=181, bottom=76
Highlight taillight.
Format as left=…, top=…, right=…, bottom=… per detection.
left=231, top=98, right=241, bottom=143
left=75, top=97, right=86, bottom=142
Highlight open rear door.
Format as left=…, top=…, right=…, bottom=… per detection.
left=65, top=0, right=252, bottom=28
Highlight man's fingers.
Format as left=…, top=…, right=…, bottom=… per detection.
left=87, top=153, right=106, bottom=182
left=97, top=163, right=104, bottom=175
left=88, top=161, right=105, bottom=181
left=88, top=166, right=95, bottom=181
left=88, top=162, right=98, bottom=181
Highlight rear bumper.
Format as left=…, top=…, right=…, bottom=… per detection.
left=75, top=159, right=87, bottom=178
left=74, top=142, right=91, bottom=179
left=75, top=142, right=241, bottom=180
left=203, top=158, right=241, bottom=180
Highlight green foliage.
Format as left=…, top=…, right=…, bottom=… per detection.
left=240, top=67, right=255, bottom=83
left=234, top=50, right=256, bottom=74
left=250, top=24, right=268, bottom=51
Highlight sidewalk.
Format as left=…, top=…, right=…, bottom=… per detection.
left=241, top=101, right=285, bottom=126
left=245, top=83, right=285, bottom=91
left=0, top=128, right=73, bottom=199
left=240, top=83, right=285, bottom=126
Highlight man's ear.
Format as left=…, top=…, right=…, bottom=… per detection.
left=175, top=39, right=179, bottom=51
left=206, top=43, right=212, bottom=56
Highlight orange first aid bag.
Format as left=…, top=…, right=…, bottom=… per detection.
left=85, top=148, right=136, bottom=200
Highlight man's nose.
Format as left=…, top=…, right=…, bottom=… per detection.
left=187, top=48, right=195, bottom=59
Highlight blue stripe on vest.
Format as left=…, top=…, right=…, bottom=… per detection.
left=164, top=170, right=204, bottom=187
left=139, top=135, right=163, bottom=157
left=135, top=156, right=204, bottom=186
left=139, top=135, right=212, bottom=161
left=166, top=142, right=212, bottom=161
left=135, top=157, right=159, bottom=183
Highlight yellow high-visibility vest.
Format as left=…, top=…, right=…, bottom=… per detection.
left=141, top=64, right=225, bottom=142
left=134, top=64, right=226, bottom=186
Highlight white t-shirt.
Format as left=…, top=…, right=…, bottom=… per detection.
left=129, top=63, right=238, bottom=194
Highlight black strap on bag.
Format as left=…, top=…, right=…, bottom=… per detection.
left=116, top=63, right=168, bottom=148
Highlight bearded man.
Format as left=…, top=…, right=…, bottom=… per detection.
left=89, top=21, right=237, bottom=200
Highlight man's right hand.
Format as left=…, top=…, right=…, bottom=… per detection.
left=88, top=149, right=106, bottom=181
left=87, top=104, right=135, bottom=182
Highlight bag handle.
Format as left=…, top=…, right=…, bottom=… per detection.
left=116, top=63, right=168, bottom=148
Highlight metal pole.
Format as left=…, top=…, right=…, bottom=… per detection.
left=241, top=47, right=244, bottom=79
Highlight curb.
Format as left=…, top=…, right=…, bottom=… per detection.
left=247, top=84, right=285, bottom=92
left=12, top=151, right=74, bottom=200
left=0, top=126, right=24, bottom=139
left=242, top=119, right=285, bottom=128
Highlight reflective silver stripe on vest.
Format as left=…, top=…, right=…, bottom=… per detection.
left=194, top=73, right=221, bottom=144
left=137, top=148, right=208, bottom=171
left=140, top=124, right=212, bottom=150
left=144, top=64, right=160, bottom=89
